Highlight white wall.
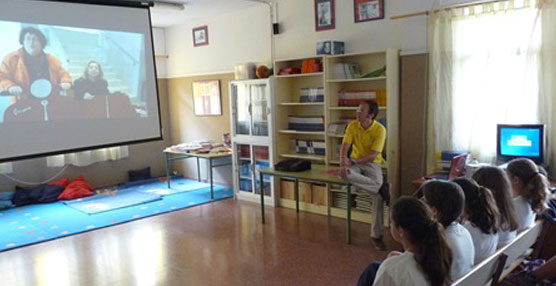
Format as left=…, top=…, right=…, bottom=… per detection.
left=165, top=5, right=272, bottom=77
left=153, top=27, right=168, bottom=78
left=158, top=0, right=485, bottom=76
left=273, top=0, right=404, bottom=59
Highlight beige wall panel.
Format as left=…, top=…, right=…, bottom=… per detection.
left=399, top=54, right=428, bottom=195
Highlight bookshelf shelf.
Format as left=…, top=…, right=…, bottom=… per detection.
left=328, top=106, right=386, bottom=110
left=327, top=134, right=345, bottom=138
left=278, top=130, right=325, bottom=136
left=279, top=102, right=324, bottom=106
left=275, top=72, right=323, bottom=78
left=327, top=76, right=386, bottom=83
left=280, top=153, right=326, bottom=161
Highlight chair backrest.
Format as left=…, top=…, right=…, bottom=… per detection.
left=451, top=219, right=543, bottom=286
left=451, top=249, right=507, bottom=286
left=498, top=220, right=544, bottom=279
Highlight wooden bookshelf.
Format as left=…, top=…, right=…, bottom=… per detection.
left=272, top=50, right=399, bottom=226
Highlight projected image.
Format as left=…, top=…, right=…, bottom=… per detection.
left=500, top=128, right=540, bottom=157
left=0, top=21, right=149, bottom=122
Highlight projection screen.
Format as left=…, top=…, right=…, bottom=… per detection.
left=0, top=0, right=162, bottom=162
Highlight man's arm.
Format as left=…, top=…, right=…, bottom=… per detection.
left=339, top=142, right=351, bottom=167
left=352, top=150, right=379, bottom=165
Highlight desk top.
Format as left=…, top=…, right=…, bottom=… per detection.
left=164, top=149, right=232, bottom=159
left=259, top=164, right=348, bottom=185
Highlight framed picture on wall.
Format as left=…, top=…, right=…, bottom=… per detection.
left=354, top=0, right=384, bottom=22
left=192, top=25, right=209, bottom=47
left=315, top=0, right=335, bottom=31
left=192, top=80, right=221, bottom=116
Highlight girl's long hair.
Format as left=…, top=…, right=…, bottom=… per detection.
left=392, top=197, right=453, bottom=286
left=83, top=60, right=104, bottom=80
left=473, top=166, right=519, bottom=231
left=506, top=158, right=549, bottom=213
left=453, top=178, right=500, bottom=234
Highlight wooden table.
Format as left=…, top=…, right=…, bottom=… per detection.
left=164, top=149, right=232, bottom=199
left=258, top=164, right=354, bottom=244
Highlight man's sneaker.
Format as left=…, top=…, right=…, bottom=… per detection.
left=372, top=237, right=386, bottom=251
left=378, top=183, right=390, bottom=206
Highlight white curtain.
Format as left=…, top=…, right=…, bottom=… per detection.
left=46, top=146, right=129, bottom=167
left=427, top=0, right=556, bottom=174
left=538, top=0, right=556, bottom=176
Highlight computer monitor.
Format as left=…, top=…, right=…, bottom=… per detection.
left=497, top=124, right=546, bottom=164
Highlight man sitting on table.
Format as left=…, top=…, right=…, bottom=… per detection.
left=339, top=100, right=389, bottom=250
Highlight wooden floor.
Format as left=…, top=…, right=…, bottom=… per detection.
left=0, top=198, right=400, bottom=286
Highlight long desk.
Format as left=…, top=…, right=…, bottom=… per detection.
left=164, top=150, right=232, bottom=199
left=258, top=165, right=353, bottom=244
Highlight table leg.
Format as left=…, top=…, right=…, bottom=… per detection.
left=165, top=153, right=171, bottom=189
left=209, top=158, right=214, bottom=200
left=347, top=184, right=352, bottom=244
left=260, top=171, right=265, bottom=224
left=196, top=157, right=201, bottom=182
left=295, top=178, right=299, bottom=213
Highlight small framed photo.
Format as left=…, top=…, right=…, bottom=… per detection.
left=354, top=0, right=384, bottom=22
left=192, top=25, right=209, bottom=47
left=315, top=0, right=335, bottom=31
left=192, top=80, right=221, bottom=116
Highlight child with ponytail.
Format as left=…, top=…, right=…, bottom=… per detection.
left=452, top=178, right=500, bottom=264
left=473, top=166, right=519, bottom=247
left=373, top=197, right=452, bottom=286
left=506, top=158, right=549, bottom=231
left=421, top=180, right=475, bottom=281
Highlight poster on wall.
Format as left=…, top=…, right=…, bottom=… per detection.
left=315, top=0, right=335, bottom=31
left=192, top=80, right=221, bottom=116
left=354, top=0, right=384, bottom=22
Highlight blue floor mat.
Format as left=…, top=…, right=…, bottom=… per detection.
left=0, top=178, right=233, bottom=252
left=64, top=188, right=162, bottom=214
left=134, top=177, right=227, bottom=196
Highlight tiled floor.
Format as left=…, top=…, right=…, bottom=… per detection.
left=0, top=198, right=400, bottom=286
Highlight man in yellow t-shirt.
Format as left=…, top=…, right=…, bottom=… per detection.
left=340, top=100, right=388, bottom=250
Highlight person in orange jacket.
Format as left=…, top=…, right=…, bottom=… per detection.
left=0, top=27, right=72, bottom=100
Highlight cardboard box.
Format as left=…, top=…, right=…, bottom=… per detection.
left=312, top=183, right=327, bottom=206
left=299, top=181, right=312, bottom=203
left=280, top=179, right=294, bottom=200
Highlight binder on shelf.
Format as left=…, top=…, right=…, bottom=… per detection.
left=338, top=90, right=377, bottom=106
left=288, top=116, right=325, bottom=131
left=290, top=139, right=326, bottom=155
left=300, top=87, right=324, bottom=102
left=332, top=63, right=361, bottom=79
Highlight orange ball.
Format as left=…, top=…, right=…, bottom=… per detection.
left=256, top=65, right=271, bottom=79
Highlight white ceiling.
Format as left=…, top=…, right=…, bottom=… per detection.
left=148, top=0, right=263, bottom=28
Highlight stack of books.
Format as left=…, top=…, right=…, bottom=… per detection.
left=288, top=116, right=325, bottom=131
left=338, top=90, right=377, bottom=106
left=332, top=63, right=361, bottom=79
left=289, top=139, right=326, bottom=155
left=299, top=87, right=324, bottom=102
left=327, top=120, right=351, bottom=136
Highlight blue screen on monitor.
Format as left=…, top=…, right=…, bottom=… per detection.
left=500, top=128, right=540, bottom=157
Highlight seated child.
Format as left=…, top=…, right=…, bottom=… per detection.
left=473, top=166, right=519, bottom=247
left=453, top=178, right=499, bottom=264
left=372, top=197, right=453, bottom=286
left=422, top=180, right=475, bottom=281
left=506, top=158, right=549, bottom=231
